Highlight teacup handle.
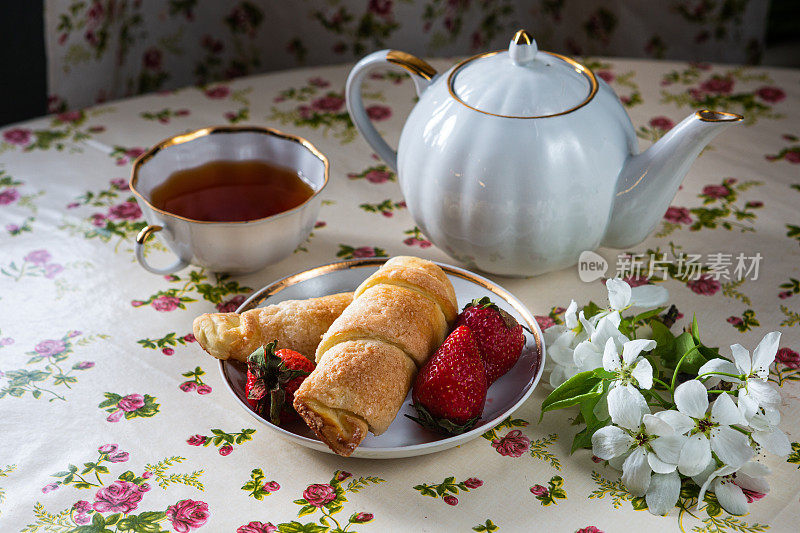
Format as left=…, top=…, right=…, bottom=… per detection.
left=135, top=225, right=189, bottom=275
left=346, top=50, right=437, bottom=172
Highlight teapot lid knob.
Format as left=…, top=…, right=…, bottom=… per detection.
left=509, top=29, right=537, bottom=66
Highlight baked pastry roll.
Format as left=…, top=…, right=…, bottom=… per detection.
left=192, top=292, right=353, bottom=362
left=294, top=256, right=457, bottom=456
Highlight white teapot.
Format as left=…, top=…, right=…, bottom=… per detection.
left=346, top=30, right=742, bottom=277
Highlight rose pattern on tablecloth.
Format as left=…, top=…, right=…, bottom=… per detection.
left=0, top=168, right=43, bottom=237
left=139, top=107, right=191, bottom=124
left=482, top=417, right=561, bottom=469
left=727, top=309, right=760, bottom=332
left=585, top=59, right=643, bottom=108
left=359, top=199, right=406, bottom=217
left=0, top=331, right=106, bottom=402
left=99, top=393, right=160, bottom=422
left=472, top=519, right=499, bottom=532
left=131, top=269, right=252, bottom=311
left=661, top=65, right=785, bottom=124
left=336, top=244, right=388, bottom=260
left=530, top=476, right=568, bottom=506
left=657, top=178, right=763, bottom=238
left=2, top=55, right=799, bottom=532
left=0, top=109, right=109, bottom=154
left=48, top=444, right=131, bottom=491
left=187, top=428, right=256, bottom=455
left=179, top=367, right=212, bottom=395
left=413, top=475, right=482, bottom=506
left=241, top=468, right=280, bottom=500
left=138, top=332, right=196, bottom=356
left=402, top=226, right=433, bottom=248
left=765, top=133, right=800, bottom=163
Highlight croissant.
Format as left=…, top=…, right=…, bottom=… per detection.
left=192, top=292, right=353, bottom=362
left=294, top=256, right=457, bottom=456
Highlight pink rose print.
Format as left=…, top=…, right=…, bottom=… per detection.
left=110, top=178, right=130, bottom=190
left=576, top=528, right=604, bottom=533
left=180, top=381, right=197, bottom=392
left=152, top=295, right=181, bottom=312
left=491, top=429, right=530, bottom=457
left=403, top=237, right=433, bottom=248
left=727, top=316, right=744, bottom=327
left=108, top=451, right=129, bottom=463
left=106, top=410, right=124, bottom=423
left=205, top=86, right=230, bottom=99
left=166, top=499, right=210, bottom=533
left=184, top=333, right=196, bottom=342
left=0, top=337, right=13, bottom=346
left=443, top=495, right=458, bottom=506
left=163, top=348, right=175, bottom=356
left=41, top=482, right=60, bottom=493
left=530, top=484, right=548, bottom=496
left=779, top=291, right=793, bottom=299
left=142, top=471, right=152, bottom=479
left=756, top=86, right=786, bottom=103
left=197, top=384, right=212, bottom=395
left=368, top=0, right=392, bottom=16
left=216, top=295, right=246, bottom=313
left=664, top=206, right=692, bottom=224
left=262, top=481, right=280, bottom=492
left=73, top=500, right=92, bottom=513
left=238, top=522, right=277, bottom=533
left=535, top=316, right=556, bottom=330
left=25, top=250, right=51, bottom=265
left=35, top=339, right=67, bottom=357
left=3, top=128, right=32, bottom=145
left=308, top=77, right=330, bottom=88
left=0, top=188, right=19, bottom=205
left=44, top=264, right=64, bottom=279
left=303, top=483, right=336, bottom=507
left=649, top=116, right=674, bottom=131
left=365, top=169, right=392, bottom=183
left=56, top=110, right=82, bottom=123
left=74, top=513, right=91, bottom=525
left=311, top=95, right=345, bottom=112
left=702, top=184, right=730, bottom=199
left=92, top=480, right=143, bottom=513
left=73, top=361, right=95, bottom=369
left=366, top=105, right=391, bottom=121
left=187, top=435, right=207, bottom=446
left=622, top=275, right=650, bottom=288
left=699, top=76, right=734, bottom=94
left=219, top=444, right=233, bottom=456
left=596, top=70, right=614, bottom=83
left=108, top=201, right=142, bottom=220
left=91, top=213, right=107, bottom=227
left=686, top=274, right=721, bottom=296
left=118, top=394, right=145, bottom=412
left=785, top=150, right=800, bottom=164
left=464, top=478, right=483, bottom=489
left=98, top=444, right=117, bottom=453
left=351, top=512, right=374, bottom=523
left=776, top=347, right=800, bottom=369
left=336, top=471, right=352, bottom=481
left=352, top=247, right=376, bottom=258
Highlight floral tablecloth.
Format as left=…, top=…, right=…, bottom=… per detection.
left=1, top=56, right=799, bottom=533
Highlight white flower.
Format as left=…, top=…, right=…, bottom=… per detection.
left=747, top=406, right=791, bottom=456
left=591, top=278, right=669, bottom=326
left=592, top=409, right=684, bottom=515
left=664, top=380, right=754, bottom=476
left=545, top=301, right=585, bottom=387
left=698, top=332, right=782, bottom=420
left=572, top=312, right=628, bottom=374
left=603, top=338, right=657, bottom=425
left=695, top=461, right=770, bottom=516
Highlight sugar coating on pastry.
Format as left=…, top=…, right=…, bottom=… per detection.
left=315, top=284, right=447, bottom=367
left=192, top=292, right=353, bottom=362
left=354, top=255, right=458, bottom=323
left=295, top=339, right=416, bottom=437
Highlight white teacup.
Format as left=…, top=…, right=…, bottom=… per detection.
left=130, top=126, right=328, bottom=274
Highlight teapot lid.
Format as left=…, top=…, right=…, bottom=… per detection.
left=448, top=30, right=598, bottom=119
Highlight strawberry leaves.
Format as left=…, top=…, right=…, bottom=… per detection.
left=247, top=341, right=310, bottom=425
left=406, top=403, right=479, bottom=436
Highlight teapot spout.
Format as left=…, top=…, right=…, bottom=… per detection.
left=602, top=110, right=743, bottom=249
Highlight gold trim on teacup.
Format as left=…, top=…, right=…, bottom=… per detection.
left=235, top=257, right=544, bottom=361
left=129, top=125, right=330, bottom=225
left=696, top=109, right=744, bottom=122
left=386, top=50, right=437, bottom=81
left=135, top=224, right=163, bottom=245
left=446, top=50, right=599, bottom=119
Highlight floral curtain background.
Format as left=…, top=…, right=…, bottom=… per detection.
left=45, top=0, right=770, bottom=112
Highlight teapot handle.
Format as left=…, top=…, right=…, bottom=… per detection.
left=346, top=50, right=437, bottom=172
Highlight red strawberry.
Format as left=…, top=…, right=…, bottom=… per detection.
left=245, top=341, right=314, bottom=425
left=407, top=326, right=487, bottom=435
left=456, top=296, right=525, bottom=386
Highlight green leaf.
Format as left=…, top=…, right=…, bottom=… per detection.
left=691, top=314, right=700, bottom=342
left=105, top=514, right=121, bottom=525
left=541, top=371, right=604, bottom=416
left=278, top=521, right=328, bottom=533
left=297, top=504, right=317, bottom=517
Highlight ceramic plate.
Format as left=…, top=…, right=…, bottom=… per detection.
left=219, top=258, right=546, bottom=458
